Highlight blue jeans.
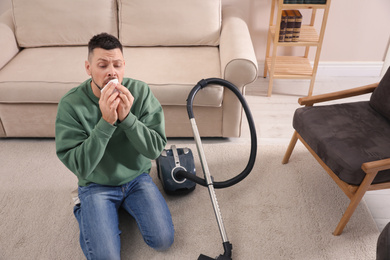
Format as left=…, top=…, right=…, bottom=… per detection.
left=73, top=173, right=174, bottom=260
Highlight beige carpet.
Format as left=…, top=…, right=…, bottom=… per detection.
left=0, top=139, right=379, bottom=260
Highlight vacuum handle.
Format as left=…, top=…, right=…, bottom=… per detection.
left=171, top=145, right=181, bottom=167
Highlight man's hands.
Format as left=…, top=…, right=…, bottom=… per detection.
left=99, top=81, right=134, bottom=125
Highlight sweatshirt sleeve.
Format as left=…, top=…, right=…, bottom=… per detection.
left=118, top=83, right=167, bottom=159
left=55, top=99, right=116, bottom=180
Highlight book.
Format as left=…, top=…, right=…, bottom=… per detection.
left=284, top=10, right=296, bottom=42
left=284, top=0, right=305, bottom=3
left=279, top=10, right=288, bottom=42
left=292, top=10, right=302, bottom=42
left=304, top=0, right=326, bottom=3
left=285, top=0, right=327, bottom=4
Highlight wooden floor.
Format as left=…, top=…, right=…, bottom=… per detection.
left=245, top=75, right=390, bottom=232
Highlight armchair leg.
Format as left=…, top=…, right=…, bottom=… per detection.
left=333, top=171, right=377, bottom=236
left=282, top=131, right=298, bottom=164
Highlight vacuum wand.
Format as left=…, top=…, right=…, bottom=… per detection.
left=190, top=118, right=233, bottom=260
left=184, top=78, right=257, bottom=260
left=191, top=117, right=230, bottom=230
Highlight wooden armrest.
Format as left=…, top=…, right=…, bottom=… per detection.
left=298, top=82, right=379, bottom=106
left=362, top=158, right=390, bottom=174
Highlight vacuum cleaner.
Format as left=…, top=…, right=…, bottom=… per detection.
left=157, top=145, right=197, bottom=195
left=157, top=78, right=257, bottom=260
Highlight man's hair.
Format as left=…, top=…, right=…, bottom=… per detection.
left=88, top=33, right=123, bottom=59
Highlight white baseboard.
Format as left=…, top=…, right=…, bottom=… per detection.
left=314, top=61, right=384, bottom=77
left=258, top=61, right=384, bottom=77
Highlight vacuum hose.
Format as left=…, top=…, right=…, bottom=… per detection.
left=176, top=78, right=257, bottom=189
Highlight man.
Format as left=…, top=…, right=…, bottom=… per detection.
left=55, top=33, right=174, bottom=259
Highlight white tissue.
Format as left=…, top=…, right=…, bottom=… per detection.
left=101, top=78, right=119, bottom=92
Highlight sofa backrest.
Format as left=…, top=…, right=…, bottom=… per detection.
left=12, top=0, right=118, bottom=48
left=11, top=0, right=221, bottom=48
left=118, top=0, right=221, bottom=47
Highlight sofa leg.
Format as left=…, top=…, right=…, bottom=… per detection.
left=333, top=171, right=377, bottom=236
left=282, top=131, right=298, bottom=164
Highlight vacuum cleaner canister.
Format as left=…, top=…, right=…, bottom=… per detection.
left=156, top=145, right=196, bottom=195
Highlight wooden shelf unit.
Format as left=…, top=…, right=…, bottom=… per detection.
left=264, top=0, right=331, bottom=96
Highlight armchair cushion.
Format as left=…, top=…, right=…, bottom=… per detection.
left=12, top=0, right=118, bottom=47
left=293, top=101, right=390, bottom=185
left=118, top=0, right=221, bottom=46
left=370, top=66, right=390, bottom=121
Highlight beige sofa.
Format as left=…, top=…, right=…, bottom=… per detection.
left=0, top=0, right=258, bottom=138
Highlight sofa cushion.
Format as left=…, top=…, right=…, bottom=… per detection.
left=12, top=0, right=118, bottom=48
left=123, top=47, right=223, bottom=107
left=293, top=101, right=390, bottom=186
left=0, top=47, right=88, bottom=103
left=118, top=0, right=221, bottom=46
left=0, top=46, right=223, bottom=107
left=370, top=66, right=390, bottom=121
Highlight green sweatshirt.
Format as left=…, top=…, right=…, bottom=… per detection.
left=55, top=78, right=167, bottom=186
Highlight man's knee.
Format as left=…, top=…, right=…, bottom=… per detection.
left=147, top=228, right=174, bottom=251
left=87, top=250, right=121, bottom=260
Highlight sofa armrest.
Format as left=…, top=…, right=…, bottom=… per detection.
left=219, top=6, right=258, bottom=137
left=0, top=9, right=20, bottom=70
left=298, top=83, right=379, bottom=106
left=220, top=6, right=258, bottom=89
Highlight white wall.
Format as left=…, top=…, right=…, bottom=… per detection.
left=0, top=0, right=11, bottom=15
left=223, top=0, right=390, bottom=64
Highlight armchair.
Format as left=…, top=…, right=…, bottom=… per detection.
left=282, top=67, right=390, bottom=235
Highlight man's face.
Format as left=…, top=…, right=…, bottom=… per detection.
left=85, top=47, right=125, bottom=90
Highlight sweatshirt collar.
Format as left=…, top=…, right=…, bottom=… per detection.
left=85, top=78, right=100, bottom=104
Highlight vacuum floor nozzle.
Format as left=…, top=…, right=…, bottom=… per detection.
left=198, top=254, right=232, bottom=260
